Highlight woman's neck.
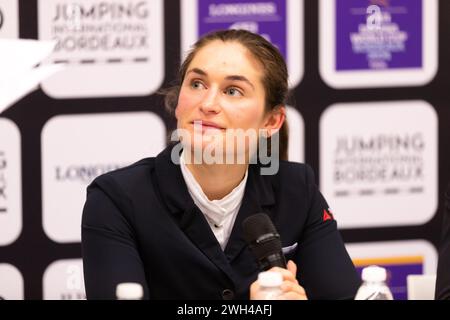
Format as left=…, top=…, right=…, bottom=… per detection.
left=185, top=161, right=248, bottom=201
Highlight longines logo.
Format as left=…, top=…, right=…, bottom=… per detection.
left=54, top=163, right=126, bottom=183
left=0, top=151, right=7, bottom=215
left=0, top=8, right=4, bottom=30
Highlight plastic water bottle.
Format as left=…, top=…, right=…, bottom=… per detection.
left=116, top=282, right=143, bottom=300
left=254, top=271, right=283, bottom=300
left=354, top=265, right=394, bottom=300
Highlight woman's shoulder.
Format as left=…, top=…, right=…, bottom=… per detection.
left=89, top=157, right=156, bottom=191
left=277, top=160, right=316, bottom=185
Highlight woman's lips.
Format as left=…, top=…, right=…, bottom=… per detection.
left=191, top=121, right=225, bottom=131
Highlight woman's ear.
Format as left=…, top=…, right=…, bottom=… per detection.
left=263, top=106, right=286, bottom=137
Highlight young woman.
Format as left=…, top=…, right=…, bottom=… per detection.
left=82, top=29, right=360, bottom=300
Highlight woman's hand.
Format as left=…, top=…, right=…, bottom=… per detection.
left=250, top=260, right=308, bottom=300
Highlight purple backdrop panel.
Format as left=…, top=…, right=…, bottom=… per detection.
left=198, top=0, right=287, bottom=59
left=336, top=0, right=423, bottom=70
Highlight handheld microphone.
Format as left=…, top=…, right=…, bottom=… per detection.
left=242, top=213, right=286, bottom=271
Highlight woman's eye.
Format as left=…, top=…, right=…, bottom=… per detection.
left=225, top=87, right=243, bottom=97
left=191, top=80, right=205, bottom=90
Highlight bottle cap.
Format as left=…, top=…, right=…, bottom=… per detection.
left=116, top=282, right=143, bottom=299
left=361, top=265, right=387, bottom=282
left=258, top=271, right=283, bottom=287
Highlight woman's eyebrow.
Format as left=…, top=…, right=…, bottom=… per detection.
left=225, top=75, right=255, bottom=90
left=186, top=68, right=255, bottom=90
left=187, top=68, right=207, bottom=76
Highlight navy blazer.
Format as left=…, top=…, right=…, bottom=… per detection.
left=81, top=144, right=361, bottom=300
left=436, top=183, right=450, bottom=299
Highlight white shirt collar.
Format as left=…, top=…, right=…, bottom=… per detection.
left=179, top=149, right=248, bottom=227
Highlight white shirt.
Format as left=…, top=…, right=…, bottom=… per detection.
left=180, top=150, right=248, bottom=250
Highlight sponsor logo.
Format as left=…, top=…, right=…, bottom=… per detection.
left=323, top=208, right=333, bottom=222
left=42, top=112, right=166, bottom=242
left=319, top=0, right=438, bottom=88
left=54, top=163, right=127, bottom=183
left=199, top=1, right=287, bottom=58
left=0, top=118, right=22, bottom=246
left=38, top=0, right=164, bottom=98
left=333, top=133, right=425, bottom=197
left=337, top=0, right=420, bottom=70
left=320, top=101, right=438, bottom=228
left=51, top=2, right=149, bottom=53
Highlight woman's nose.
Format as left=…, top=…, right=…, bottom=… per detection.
left=199, top=88, right=221, bottom=114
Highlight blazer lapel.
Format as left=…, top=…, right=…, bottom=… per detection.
left=178, top=205, right=237, bottom=281
left=154, top=144, right=237, bottom=282
left=224, top=163, right=275, bottom=262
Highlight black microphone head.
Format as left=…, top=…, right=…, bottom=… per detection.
left=242, top=213, right=286, bottom=270
left=242, top=213, right=277, bottom=242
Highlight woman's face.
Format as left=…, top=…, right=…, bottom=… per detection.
left=175, top=40, right=270, bottom=159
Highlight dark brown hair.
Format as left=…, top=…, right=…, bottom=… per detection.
left=163, top=29, right=290, bottom=160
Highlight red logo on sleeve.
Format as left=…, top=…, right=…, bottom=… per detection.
left=323, top=209, right=334, bottom=222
